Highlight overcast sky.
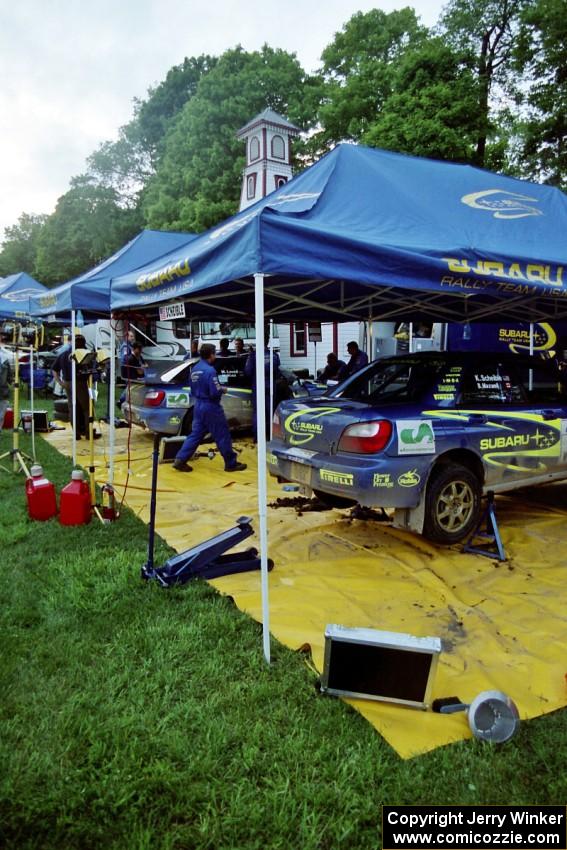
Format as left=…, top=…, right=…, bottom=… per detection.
left=0, top=0, right=444, bottom=242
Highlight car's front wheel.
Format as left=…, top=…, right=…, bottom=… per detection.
left=423, top=463, right=481, bottom=544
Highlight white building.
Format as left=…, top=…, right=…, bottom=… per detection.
left=237, top=109, right=362, bottom=375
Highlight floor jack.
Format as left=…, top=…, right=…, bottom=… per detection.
left=463, top=490, right=506, bottom=561
left=141, top=433, right=274, bottom=586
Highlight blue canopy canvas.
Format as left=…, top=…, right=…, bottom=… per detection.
left=110, top=145, right=567, bottom=323
left=0, top=272, right=48, bottom=320
left=30, top=229, right=197, bottom=317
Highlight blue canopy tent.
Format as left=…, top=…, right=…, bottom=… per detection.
left=110, top=144, right=567, bottom=325
left=0, top=272, right=47, bottom=320
left=109, top=144, right=567, bottom=663
left=29, top=229, right=197, bottom=317
left=27, top=228, right=197, bottom=470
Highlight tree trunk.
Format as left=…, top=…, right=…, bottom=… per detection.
left=475, top=31, right=491, bottom=167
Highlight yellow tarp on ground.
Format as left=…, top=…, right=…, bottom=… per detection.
left=44, top=425, right=567, bottom=758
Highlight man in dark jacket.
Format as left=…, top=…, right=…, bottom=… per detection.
left=0, top=351, right=12, bottom=428
left=319, top=352, right=346, bottom=383
left=338, top=341, right=369, bottom=380
left=52, top=335, right=100, bottom=439
left=244, top=335, right=281, bottom=440
left=173, top=344, right=247, bottom=473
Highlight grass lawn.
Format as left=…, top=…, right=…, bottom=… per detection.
left=0, top=396, right=566, bottom=849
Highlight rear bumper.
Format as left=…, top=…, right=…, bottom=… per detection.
left=267, top=440, right=431, bottom=508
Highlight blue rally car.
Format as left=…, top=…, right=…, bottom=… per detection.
left=268, top=352, right=567, bottom=544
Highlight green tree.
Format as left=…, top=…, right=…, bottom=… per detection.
left=143, top=45, right=317, bottom=232
left=515, top=0, right=566, bottom=187
left=362, top=38, right=480, bottom=162
left=86, top=55, right=216, bottom=205
left=34, top=176, right=142, bottom=285
left=439, top=0, right=531, bottom=167
left=0, top=213, right=48, bottom=278
left=313, top=8, right=425, bottom=151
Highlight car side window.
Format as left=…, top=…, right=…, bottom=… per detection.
left=515, top=361, right=567, bottom=404
left=215, top=356, right=252, bottom=388
left=459, top=363, right=525, bottom=405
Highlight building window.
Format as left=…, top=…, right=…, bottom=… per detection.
left=249, top=136, right=260, bottom=161
left=271, top=134, right=285, bottom=159
left=247, top=173, right=257, bottom=200
left=275, top=175, right=287, bottom=190
left=290, top=322, right=307, bottom=356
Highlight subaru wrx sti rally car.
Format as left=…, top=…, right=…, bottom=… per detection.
left=122, top=355, right=323, bottom=436
left=268, top=352, right=567, bottom=544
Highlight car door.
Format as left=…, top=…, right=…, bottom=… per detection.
left=456, top=359, right=549, bottom=487
left=514, top=357, right=567, bottom=473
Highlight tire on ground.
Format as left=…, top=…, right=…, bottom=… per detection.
left=422, top=461, right=482, bottom=545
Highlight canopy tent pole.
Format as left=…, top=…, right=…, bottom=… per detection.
left=109, top=318, right=116, bottom=486
left=254, top=273, right=271, bottom=664
left=71, top=310, right=77, bottom=466
left=529, top=322, right=534, bottom=392
left=269, top=320, right=274, bottom=440
left=409, top=322, right=414, bottom=354
left=29, top=344, right=36, bottom=461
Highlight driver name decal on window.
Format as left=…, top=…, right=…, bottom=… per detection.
left=397, top=420, right=436, bottom=455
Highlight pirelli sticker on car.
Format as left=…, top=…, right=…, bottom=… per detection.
left=397, top=419, right=436, bottom=455
left=373, top=473, right=394, bottom=488
left=320, top=469, right=354, bottom=486
left=166, top=392, right=190, bottom=408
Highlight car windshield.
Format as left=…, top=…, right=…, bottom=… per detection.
left=329, top=356, right=447, bottom=404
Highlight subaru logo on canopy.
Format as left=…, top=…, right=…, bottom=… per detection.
left=461, top=189, right=542, bottom=219
left=0, top=288, right=43, bottom=301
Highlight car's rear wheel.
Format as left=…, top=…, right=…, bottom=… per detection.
left=180, top=409, right=194, bottom=436
left=423, top=463, right=481, bottom=544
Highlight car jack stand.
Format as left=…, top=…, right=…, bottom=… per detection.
left=141, top=433, right=274, bottom=587
left=463, top=491, right=506, bottom=561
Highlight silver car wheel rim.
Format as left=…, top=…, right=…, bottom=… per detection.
left=436, top=480, right=474, bottom=533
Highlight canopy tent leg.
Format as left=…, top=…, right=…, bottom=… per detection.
left=255, top=273, right=271, bottom=664
left=269, top=319, right=274, bottom=440
left=109, top=318, right=116, bottom=486
left=30, top=344, right=36, bottom=461
left=529, top=322, right=534, bottom=392
left=71, top=310, right=77, bottom=466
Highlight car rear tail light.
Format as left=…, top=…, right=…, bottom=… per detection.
left=337, top=420, right=392, bottom=454
left=272, top=410, right=283, bottom=439
left=144, top=390, right=166, bottom=407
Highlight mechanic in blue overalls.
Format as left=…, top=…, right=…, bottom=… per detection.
left=173, top=343, right=247, bottom=473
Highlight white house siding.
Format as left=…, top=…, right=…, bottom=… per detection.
left=277, top=321, right=364, bottom=375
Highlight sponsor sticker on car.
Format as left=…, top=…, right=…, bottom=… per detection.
left=397, top=420, right=435, bottom=455
left=166, top=392, right=190, bottom=408
left=320, top=469, right=354, bottom=486
left=398, top=469, right=421, bottom=487
left=373, top=473, right=394, bottom=488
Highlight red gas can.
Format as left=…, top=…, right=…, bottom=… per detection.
left=59, top=470, right=92, bottom=526
left=26, top=465, right=57, bottom=521
left=3, top=407, right=13, bottom=430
